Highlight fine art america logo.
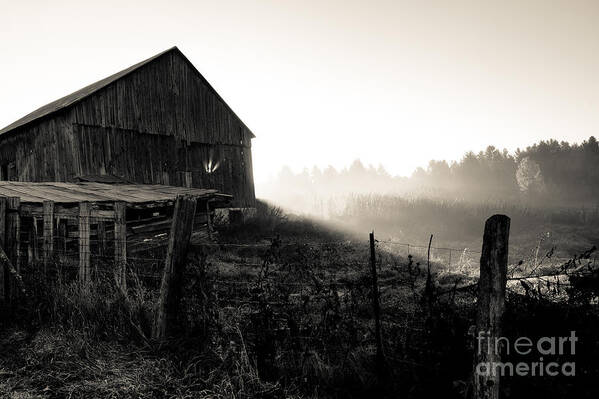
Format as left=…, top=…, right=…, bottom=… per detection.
left=475, top=330, right=577, bottom=377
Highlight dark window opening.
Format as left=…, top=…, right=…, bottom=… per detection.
left=0, top=164, right=8, bottom=181
left=0, top=162, right=16, bottom=181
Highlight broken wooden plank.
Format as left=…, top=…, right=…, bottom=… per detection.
left=0, top=244, right=26, bottom=299
left=130, top=219, right=172, bottom=234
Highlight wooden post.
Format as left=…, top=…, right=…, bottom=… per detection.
left=78, top=201, right=91, bottom=283
left=423, top=234, right=434, bottom=309
left=153, top=195, right=197, bottom=340
left=27, top=227, right=35, bottom=265
left=0, top=196, right=6, bottom=248
left=5, top=197, right=20, bottom=301
left=57, top=218, right=67, bottom=263
left=114, top=201, right=127, bottom=290
left=473, top=215, right=510, bottom=399
left=369, top=231, right=384, bottom=370
left=184, top=171, right=192, bottom=188
left=97, top=221, right=106, bottom=257
left=6, top=197, right=20, bottom=267
left=0, top=197, right=6, bottom=300
left=43, top=200, right=54, bottom=273
left=206, top=199, right=213, bottom=240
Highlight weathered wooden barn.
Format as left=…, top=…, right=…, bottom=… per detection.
left=0, top=47, right=255, bottom=208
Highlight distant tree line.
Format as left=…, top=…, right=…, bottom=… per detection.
left=261, top=136, right=599, bottom=213
left=417, top=136, right=599, bottom=203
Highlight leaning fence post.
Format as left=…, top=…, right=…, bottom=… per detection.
left=473, top=214, right=510, bottom=399
left=369, top=231, right=385, bottom=370
left=153, top=195, right=197, bottom=340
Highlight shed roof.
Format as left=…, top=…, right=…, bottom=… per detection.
left=0, top=181, right=231, bottom=205
left=0, top=47, right=254, bottom=138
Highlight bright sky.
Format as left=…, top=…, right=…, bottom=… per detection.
left=2, top=0, right=599, bottom=189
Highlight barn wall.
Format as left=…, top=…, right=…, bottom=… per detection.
left=67, top=50, right=255, bottom=206
left=73, top=124, right=255, bottom=206
left=0, top=50, right=255, bottom=207
left=0, top=114, right=79, bottom=182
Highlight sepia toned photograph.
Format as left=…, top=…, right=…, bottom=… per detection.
left=0, top=1, right=598, bottom=398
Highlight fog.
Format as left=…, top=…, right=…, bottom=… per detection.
left=259, top=136, right=599, bottom=217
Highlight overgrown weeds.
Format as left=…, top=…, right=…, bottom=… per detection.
left=2, top=200, right=598, bottom=398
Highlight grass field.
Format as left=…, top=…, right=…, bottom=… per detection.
left=333, top=194, right=599, bottom=270
left=1, top=199, right=598, bottom=398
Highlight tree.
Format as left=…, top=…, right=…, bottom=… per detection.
left=516, top=157, right=545, bottom=194
left=349, top=159, right=366, bottom=175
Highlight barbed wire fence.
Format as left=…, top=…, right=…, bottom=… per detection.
left=9, top=222, right=595, bottom=304
left=4, top=210, right=598, bottom=396
left=8, top=215, right=596, bottom=306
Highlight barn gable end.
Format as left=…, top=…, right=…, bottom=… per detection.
left=0, top=47, right=256, bottom=207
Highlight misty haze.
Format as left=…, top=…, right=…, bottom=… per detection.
left=260, top=137, right=599, bottom=259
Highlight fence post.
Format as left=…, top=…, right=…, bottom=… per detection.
left=473, top=214, right=510, bottom=399
left=43, top=200, right=55, bottom=274
left=0, top=196, right=6, bottom=248
left=6, top=197, right=20, bottom=268
left=153, top=195, right=197, bottom=340
left=78, top=201, right=91, bottom=283
left=6, top=197, right=20, bottom=300
left=369, top=231, right=385, bottom=370
left=206, top=199, right=213, bottom=240
left=423, top=234, right=434, bottom=310
left=57, top=218, right=67, bottom=263
left=97, top=221, right=107, bottom=257
left=114, top=201, right=127, bottom=290
left=0, top=197, right=6, bottom=299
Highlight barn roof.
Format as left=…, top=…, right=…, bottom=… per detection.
left=0, top=47, right=254, bottom=138
left=0, top=181, right=231, bottom=205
